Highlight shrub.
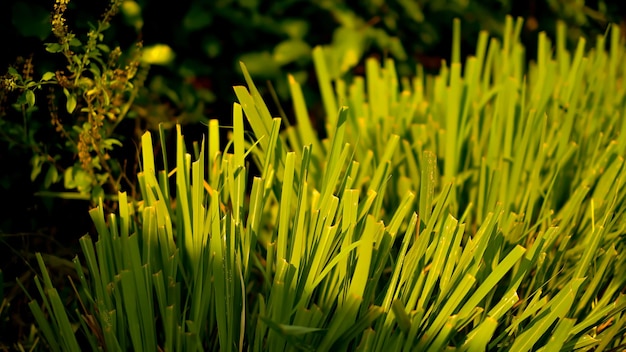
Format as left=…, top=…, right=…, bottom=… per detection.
left=0, top=0, right=145, bottom=204
left=28, top=17, right=626, bottom=351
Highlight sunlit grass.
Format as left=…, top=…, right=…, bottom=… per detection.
left=28, top=17, right=626, bottom=351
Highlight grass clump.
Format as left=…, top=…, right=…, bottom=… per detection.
left=27, top=17, right=626, bottom=351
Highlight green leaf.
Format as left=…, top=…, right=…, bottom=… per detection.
left=44, top=165, right=59, bottom=188
left=509, top=278, right=585, bottom=352
left=273, top=39, right=311, bottom=66
left=102, top=138, right=123, bottom=150
left=63, top=167, right=75, bottom=189
left=69, top=38, right=82, bottom=47
left=461, top=317, right=498, bottom=351
left=388, top=37, right=408, bottom=61
left=237, top=51, right=280, bottom=78
left=74, top=170, right=93, bottom=194
left=31, top=155, right=43, bottom=181
left=91, top=185, right=104, bottom=201
left=45, top=43, right=63, bottom=53
left=7, top=67, right=20, bottom=79
left=311, top=46, right=338, bottom=121
left=25, top=90, right=35, bottom=108
left=398, top=0, right=424, bottom=22
left=16, top=91, right=28, bottom=105
left=96, top=44, right=110, bottom=53
left=41, top=72, right=56, bottom=81
left=63, top=88, right=77, bottom=114
left=330, top=26, right=366, bottom=74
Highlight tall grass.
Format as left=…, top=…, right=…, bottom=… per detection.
left=28, top=17, right=626, bottom=351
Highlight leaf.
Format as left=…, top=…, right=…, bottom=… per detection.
left=7, top=67, right=20, bottom=79
left=273, top=39, right=311, bottom=66
left=41, top=72, right=56, bottom=81
left=16, top=92, right=28, bottom=105
left=44, top=165, right=59, bottom=188
left=388, top=37, right=408, bottom=61
left=102, top=138, right=123, bottom=150
left=25, top=90, right=35, bottom=108
left=260, top=316, right=324, bottom=336
left=461, top=317, right=498, bottom=351
left=30, top=155, right=43, bottom=181
left=91, top=185, right=104, bottom=202
left=509, top=278, right=585, bottom=352
left=45, top=43, right=63, bottom=53
left=66, top=94, right=77, bottom=114
left=63, top=167, right=75, bottom=189
left=63, top=88, right=77, bottom=114
left=398, top=0, right=424, bottom=22
left=311, top=46, right=338, bottom=120
left=237, top=51, right=280, bottom=78
left=69, top=38, right=82, bottom=47
left=73, top=169, right=93, bottom=194
left=96, top=44, right=110, bottom=53
left=330, top=26, right=366, bottom=74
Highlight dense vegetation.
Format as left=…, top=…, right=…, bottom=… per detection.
left=1, top=0, right=625, bottom=350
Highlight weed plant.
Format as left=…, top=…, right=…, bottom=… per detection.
left=1, top=0, right=144, bottom=203
left=27, top=17, right=626, bottom=351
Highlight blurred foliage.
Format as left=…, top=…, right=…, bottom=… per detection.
left=123, top=0, right=626, bottom=135
left=0, top=0, right=626, bottom=206
left=0, top=0, right=623, bottom=229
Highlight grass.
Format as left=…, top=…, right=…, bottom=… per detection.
left=26, top=16, right=626, bottom=351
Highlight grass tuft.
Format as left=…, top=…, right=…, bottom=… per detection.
left=27, top=17, right=626, bottom=351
